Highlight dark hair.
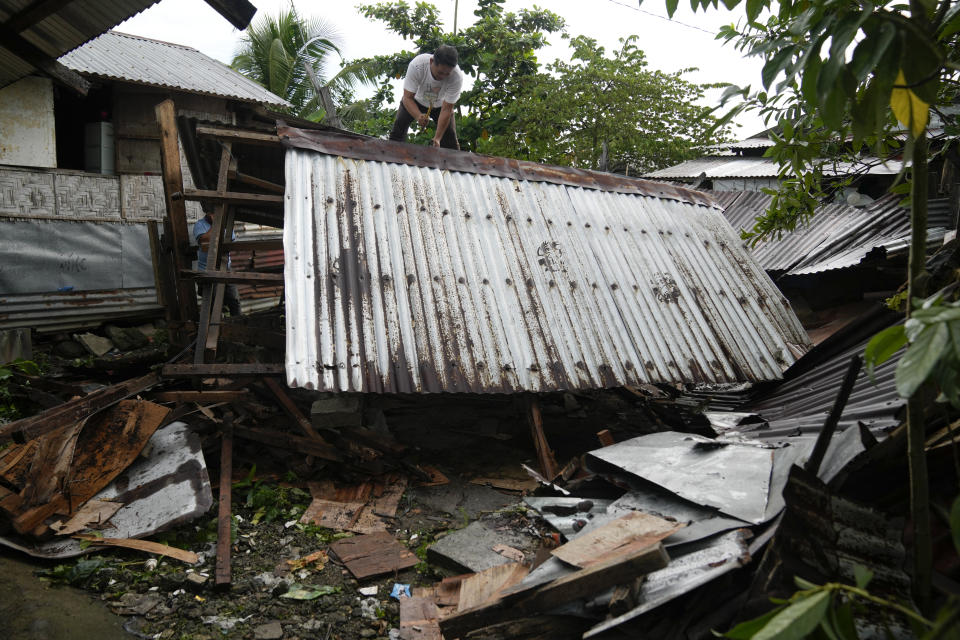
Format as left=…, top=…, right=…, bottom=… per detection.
left=433, top=45, right=458, bottom=68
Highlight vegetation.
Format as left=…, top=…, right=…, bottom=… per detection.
left=353, top=0, right=726, bottom=170
left=0, top=358, right=43, bottom=423
left=672, top=0, right=960, bottom=624
left=231, top=5, right=376, bottom=121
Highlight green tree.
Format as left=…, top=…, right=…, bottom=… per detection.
left=672, top=0, right=960, bottom=612
left=231, top=5, right=375, bottom=120
left=355, top=0, right=565, bottom=149
left=479, top=35, right=728, bottom=173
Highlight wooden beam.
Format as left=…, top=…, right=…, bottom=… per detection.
left=228, top=170, right=285, bottom=194
left=525, top=396, right=558, bottom=480
left=262, top=377, right=324, bottom=440
left=155, top=99, right=199, bottom=321
left=196, top=125, right=282, bottom=147
left=162, top=363, right=284, bottom=377
left=0, top=372, right=160, bottom=444
left=196, top=144, right=234, bottom=363
left=202, top=0, right=257, bottom=30
left=152, top=391, right=248, bottom=403
left=181, top=269, right=284, bottom=284
left=6, top=0, right=77, bottom=33
left=439, top=543, right=669, bottom=639
left=233, top=425, right=342, bottom=462
left=221, top=238, right=284, bottom=252
left=0, top=22, right=90, bottom=95
left=215, top=421, right=233, bottom=588
left=183, top=189, right=283, bottom=206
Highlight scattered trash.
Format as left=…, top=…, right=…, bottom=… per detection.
left=202, top=614, right=254, bottom=631
left=359, top=585, right=378, bottom=596
left=280, top=584, right=341, bottom=600
left=390, top=583, right=411, bottom=600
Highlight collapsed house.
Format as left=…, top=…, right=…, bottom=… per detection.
left=1, top=65, right=957, bottom=636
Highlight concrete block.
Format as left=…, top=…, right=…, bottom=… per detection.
left=426, top=520, right=535, bottom=574
left=75, top=332, right=113, bottom=356
left=311, top=394, right=363, bottom=429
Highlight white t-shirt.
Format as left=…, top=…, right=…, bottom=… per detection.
left=403, top=53, right=463, bottom=109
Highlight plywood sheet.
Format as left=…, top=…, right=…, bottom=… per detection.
left=551, top=512, right=682, bottom=569
left=329, top=531, right=418, bottom=580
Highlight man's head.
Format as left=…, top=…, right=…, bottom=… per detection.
left=430, top=45, right=458, bottom=80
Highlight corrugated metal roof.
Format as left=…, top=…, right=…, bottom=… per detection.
left=59, top=31, right=289, bottom=108
left=281, top=129, right=811, bottom=393
left=646, top=157, right=903, bottom=180
left=713, top=191, right=948, bottom=276
left=0, top=0, right=161, bottom=89
left=0, top=287, right=162, bottom=332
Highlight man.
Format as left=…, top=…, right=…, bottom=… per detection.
left=194, top=208, right=241, bottom=317
left=389, top=45, right=463, bottom=149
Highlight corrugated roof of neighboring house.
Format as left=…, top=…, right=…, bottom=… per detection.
left=645, top=156, right=903, bottom=180
left=279, top=127, right=811, bottom=393
left=712, top=190, right=949, bottom=276
left=1, top=0, right=161, bottom=89
left=59, top=31, right=290, bottom=109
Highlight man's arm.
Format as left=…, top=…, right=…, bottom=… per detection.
left=401, top=90, right=429, bottom=127
left=432, top=101, right=456, bottom=147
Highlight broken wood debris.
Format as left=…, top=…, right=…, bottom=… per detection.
left=73, top=534, right=199, bottom=564
left=328, top=531, right=419, bottom=580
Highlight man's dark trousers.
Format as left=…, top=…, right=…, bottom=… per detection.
left=389, top=99, right=459, bottom=149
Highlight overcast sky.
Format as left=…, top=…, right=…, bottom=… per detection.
left=117, top=0, right=767, bottom=136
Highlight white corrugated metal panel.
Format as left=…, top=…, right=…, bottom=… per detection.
left=714, top=191, right=947, bottom=276
left=59, top=31, right=289, bottom=108
left=1, top=0, right=161, bottom=89
left=283, top=149, right=811, bottom=393
left=646, top=157, right=903, bottom=180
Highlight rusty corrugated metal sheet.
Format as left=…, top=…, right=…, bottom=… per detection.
left=281, top=131, right=811, bottom=393
left=0, top=0, right=161, bottom=89
left=714, top=191, right=949, bottom=276
left=0, top=287, right=162, bottom=332
left=59, top=31, right=289, bottom=108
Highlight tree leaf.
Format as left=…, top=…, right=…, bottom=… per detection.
left=667, top=0, right=680, bottom=17
left=895, top=321, right=949, bottom=398
left=753, top=590, right=831, bottom=640
left=864, top=324, right=907, bottom=380
left=745, top=0, right=765, bottom=22
left=723, top=606, right=784, bottom=639
left=853, top=564, right=873, bottom=589
left=890, top=69, right=929, bottom=137
left=763, top=46, right=795, bottom=89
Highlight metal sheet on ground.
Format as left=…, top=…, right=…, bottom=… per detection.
left=0, top=422, right=213, bottom=558
left=586, top=432, right=774, bottom=523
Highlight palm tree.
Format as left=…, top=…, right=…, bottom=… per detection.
left=231, top=4, right=375, bottom=121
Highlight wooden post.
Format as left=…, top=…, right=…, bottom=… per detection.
left=155, top=99, right=199, bottom=322
left=196, top=143, right=233, bottom=364
left=525, top=395, right=558, bottom=481
left=215, top=417, right=234, bottom=589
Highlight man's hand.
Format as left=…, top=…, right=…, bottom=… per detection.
left=431, top=138, right=441, bottom=147
left=417, top=113, right=430, bottom=127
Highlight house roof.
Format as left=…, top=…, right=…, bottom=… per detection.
left=59, top=31, right=289, bottom=109
left=644, top=156, right=903, bottom=180
left=279, top=127, right=811, bottom=393
left=712, top=190, right=949, bottom=276
left=0, top=0, right=254, bottom=93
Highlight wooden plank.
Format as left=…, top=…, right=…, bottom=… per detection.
left=216, top=422, right=233, bottom=587
left=152, top=390, right=248, bottom=403
left=233, top=425, right=342, bottom=462
left=228, top=170, right=285, bottom=194
left=399, top=597, right=442, bottom=640
left=18, top=421, right=84, bottom=509
left=439, top=543, right=669, bottom=639
left=221, top=238, right=284, bottom=251
left=196, top=125, right=282, bottom=146
left=462, top=616, right=587, bottom=639
left=51, top=499, right=122, bottom=535
left=155, top=99, right=198, bottom=321
left=263, top=377, right=323, bottom=440
left=328, top=531, right=419, bottom=580
left=183, top=189, right=283, bottom=205
left=550, top=512, right=681, bottom=569
left=162, top=363, right=284, bottom=377
left=458, top=563, right=530, bottom=612
left=596, top=429, right=615, bottom=447
left=0, top=23, right=90, bottom=94
left=74, top=535, right=198, bottom=564
left=0, top=372, right=161, bottom=444
left=525, top=396, right=557, bottom=480
left=353, top=475, right=408, bottom=534
left=181, top=269, right=284, bottom=284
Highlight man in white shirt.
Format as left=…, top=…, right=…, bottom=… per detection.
left=388, top=45, right=463, bottom=150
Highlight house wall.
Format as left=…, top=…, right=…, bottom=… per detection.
left=0, top=77, right=56, bottom=168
